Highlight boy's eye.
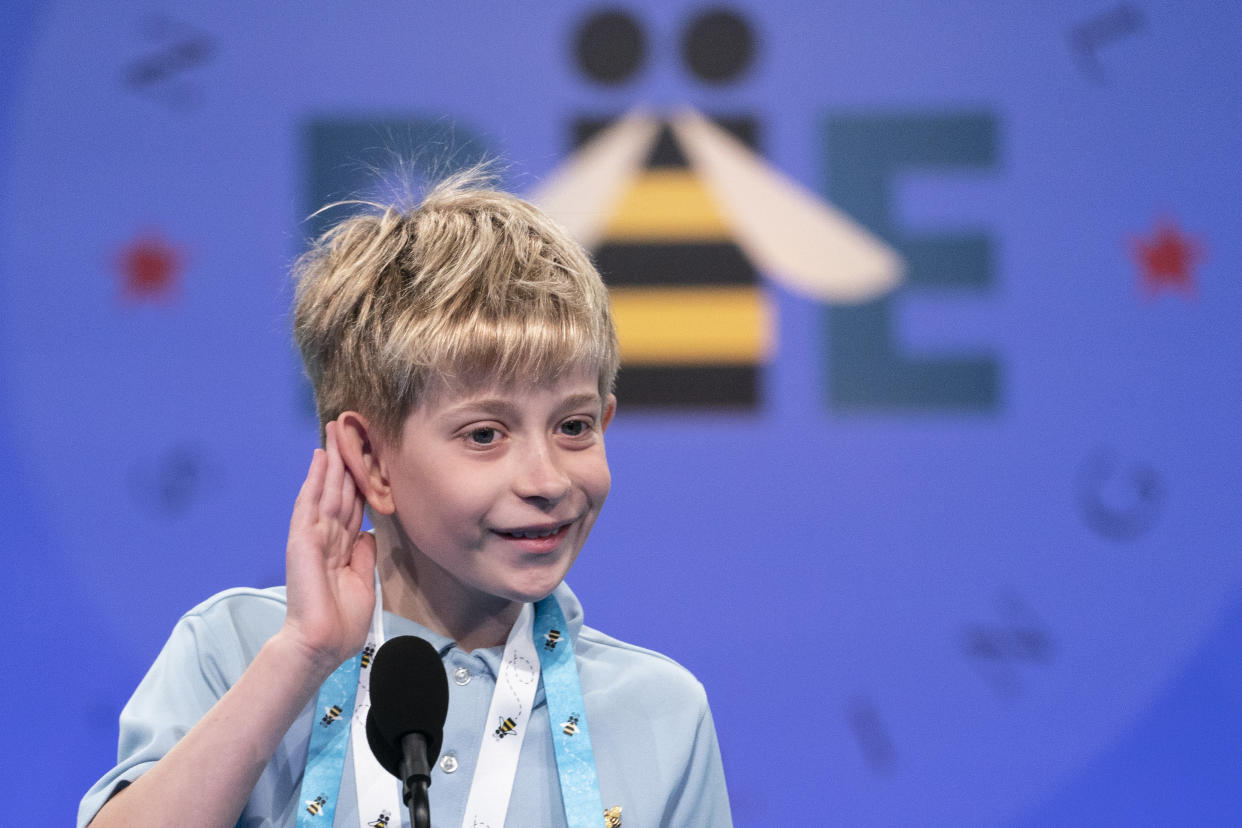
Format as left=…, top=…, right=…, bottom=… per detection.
left=559, top=419, right=590, bottom=437
left=468, top=427, right=498, bottom=445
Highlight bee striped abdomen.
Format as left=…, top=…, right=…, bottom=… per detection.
left=577, top=116, right=769, bottom=408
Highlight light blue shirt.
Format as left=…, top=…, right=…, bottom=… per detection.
left=78, top=583, right=732, bottom=827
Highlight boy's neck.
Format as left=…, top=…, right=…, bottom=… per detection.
left=372, top=521, right=523, bottom=653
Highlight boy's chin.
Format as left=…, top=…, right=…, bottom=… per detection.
left=501, top=582, right=563, bottom=605
left=494, top=572, right=569, bottom=606
left=494, top=550, right=581, bottom=604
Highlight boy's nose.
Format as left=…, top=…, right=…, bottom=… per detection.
left=513, top=445, right=572, bottom=505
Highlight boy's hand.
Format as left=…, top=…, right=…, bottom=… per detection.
left=281, top=421, right=377, bottom=674
left=89, top=421, right=377, bottom=828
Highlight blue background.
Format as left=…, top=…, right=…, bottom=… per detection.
left=2, top=2, right=1240, bottom=825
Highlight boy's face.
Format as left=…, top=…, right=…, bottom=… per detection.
left=378, top=363, right=616, bottom=613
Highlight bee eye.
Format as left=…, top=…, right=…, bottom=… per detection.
left=682, top=9, right=756, bottom=84
left=574, top=10, right=646, bottom=85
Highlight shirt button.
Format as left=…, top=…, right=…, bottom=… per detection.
left=453, top=667, right=471, bottom=686
left=439, top=752, right=458, bottom=773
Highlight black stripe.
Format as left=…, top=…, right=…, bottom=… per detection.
left=709, top=116, right=759, bottom=150
left=646, top=123, right=688, bottom=168
left=615, top=365, right=758, bottom=407
left=572, top=115, right=760, bottom=152
left=596, top=242, right=757, bottom=287
left=574, top=117, right=613, bottom=148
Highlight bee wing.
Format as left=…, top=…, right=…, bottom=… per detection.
left=671, top=108, right=903, bottom=303
left=527, top=109, right=662, bottom=250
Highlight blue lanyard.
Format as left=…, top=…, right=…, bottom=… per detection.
left=533, top=595, right=606, bottom=828
left=296, top=650, right=363, bottom=827
left=297, top=595, right=603, bottom=827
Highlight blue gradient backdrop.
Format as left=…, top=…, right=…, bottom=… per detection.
left=2, top=3, right=1240, bottom=825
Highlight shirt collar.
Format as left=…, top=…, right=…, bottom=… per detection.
left=380, top=580, right=585, bottom=663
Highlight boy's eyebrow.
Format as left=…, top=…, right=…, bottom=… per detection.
left=441, top=392, right=602, bottom=421
left=556, top=392, right=605, bottom=412
left=442, top=398, right=522, bottom=421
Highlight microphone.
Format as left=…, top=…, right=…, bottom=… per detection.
left=366, top=635, right=450, bottom=828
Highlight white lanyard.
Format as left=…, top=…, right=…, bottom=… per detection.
left=461, top=603, right=539, bottom=827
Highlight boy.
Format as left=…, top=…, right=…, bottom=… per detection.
left=79, top=173, right=733, bottom=827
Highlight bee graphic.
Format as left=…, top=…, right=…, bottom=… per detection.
left=604, top=805, right=623, bottom=827
left=562, top=714, right=580, bottom=737
left=532, top=110, right=901, bottom=307
left=306, top=795, right=328, bottom=816
left=544, top=629, right=561, bottom=651
left=361, top=644, right=376, bottom=669
left=367, top=810, right=392, bottom=828
left=319, top=704, right=343, bottom=727
left=494, top=716, right=517, bottom=739
left=532, top=9, right=902, bottom=408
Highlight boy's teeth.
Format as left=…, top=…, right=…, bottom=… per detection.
left=510, top=526, right=560, bottom=539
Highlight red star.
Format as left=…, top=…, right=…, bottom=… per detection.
left=1130, top=220, right=1201, bottom=297
left=116, top=232, right=183, bottom=301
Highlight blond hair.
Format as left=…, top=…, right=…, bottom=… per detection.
left=293, top=169, right=619, bottom=442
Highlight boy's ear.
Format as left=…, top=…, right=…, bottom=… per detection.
left=601, top=394, right=617, bottom=432
left=334, top=411, right=396, bottom=515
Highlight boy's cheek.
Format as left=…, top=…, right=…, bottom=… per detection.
left=592, top=461, right=613, bottom=502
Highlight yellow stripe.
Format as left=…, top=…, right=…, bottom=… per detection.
left=603, top=170, right=731, bottom=240
left=609, top=286, right=772, bottom=364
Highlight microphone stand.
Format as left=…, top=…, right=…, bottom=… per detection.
left=399, top=733, right=433, bottom=828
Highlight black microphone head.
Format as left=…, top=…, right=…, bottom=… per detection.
left=365, top=635, right=450, bottom=779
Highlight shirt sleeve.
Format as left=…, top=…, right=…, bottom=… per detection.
left=661, top=696, right=734, bottom=828
left=76, top=594, right=266, bottom=828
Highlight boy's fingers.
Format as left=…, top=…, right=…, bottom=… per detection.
left=340, top=458, right=357, bottom=521
left=292, top=449, right=327, bottom=527
left=321, top=422, right=343, bottom=518
left=347, top=487, right=365, bottom=537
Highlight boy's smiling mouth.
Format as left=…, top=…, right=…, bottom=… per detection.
left=494, top=521, right=573, bottom=542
